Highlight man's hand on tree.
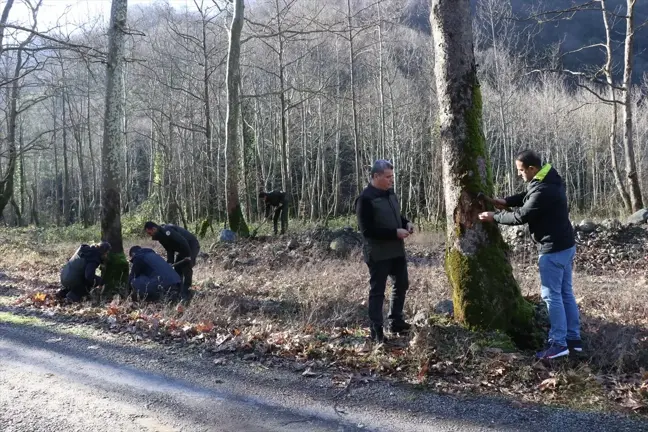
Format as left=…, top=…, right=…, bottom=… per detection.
left=478, top=212, right=495, bottom=222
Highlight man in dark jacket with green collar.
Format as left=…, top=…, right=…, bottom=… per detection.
left=356, top=160, right=414, bottom=342
left=479, top=150, right=581, bottom=360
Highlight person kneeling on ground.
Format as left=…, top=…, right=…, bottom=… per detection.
left=58, top=242, right=111, bottom=303
left=128, top=246, right=182, bottom=302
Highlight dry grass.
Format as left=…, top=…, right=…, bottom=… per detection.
left=1, top=227, right=647, bottom=416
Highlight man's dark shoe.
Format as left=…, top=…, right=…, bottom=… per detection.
left=536, top=343, right=569, bottom=360
left=388, top=320, right=411, bottom=334
left=567, top=339, right=583, bottom=353
left=55, top=288, right=70, bottom=300
left=370, top=325, right=385, bottom=343
left=65, top=291, right=82, bottom=303
left=180, top=289, right=195, bottom=306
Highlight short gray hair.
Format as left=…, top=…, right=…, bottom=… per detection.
left=370, top=159, right=393, bottom=176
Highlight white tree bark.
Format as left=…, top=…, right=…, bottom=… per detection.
left=600, top=0, right=631, bottom=211
left=621, top=0, right=644, bottom=211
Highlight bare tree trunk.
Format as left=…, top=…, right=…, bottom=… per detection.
left=621, top=0, right=644, bottom=211
left=431, top=0, right=538, bottom=347
left=601, top=0, right=631, bottom=211
left=18, top=122, right=25, bottom=221
left=225, top=0, right=249, bottom=236
left=100, top=0, right=129, bottom=294
left=347, top=0, right=362, bottom=196
left=0, top=0, right=15, bottom=55
left=30, top=155, right=39, bottom=226
left=0, top=43, right=28, bottom=216
left=53, top=98, right=61, bottom=225
left=61, top=92, right=71, bottom=224
left=87, top=70, right=98, bottom=221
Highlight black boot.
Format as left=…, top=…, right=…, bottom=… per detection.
left=55, top=288, right=70, bottom=300
left=370, top=325, right=385, bottom=343
left=388, top=319, right=411, bottom=334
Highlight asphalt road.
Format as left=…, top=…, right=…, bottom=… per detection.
left=1, top=315, right=647, bottom=432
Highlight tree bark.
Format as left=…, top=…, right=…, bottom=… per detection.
left=0, top=43, right=27, bottom=216
left=600, top=0, right=631, bottom=211
left=621, top=0, right=644, bottom=211
left=347, top=0, right=362, bottom=196
left=61, top=85, right=71, bottom=225
left=431, top=0, right=538, bottom=347
left=225, top=0, right=249, bottom=236
left=100, top=0, right=129, bottom=295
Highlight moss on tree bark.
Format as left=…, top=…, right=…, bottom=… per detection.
left=228, top=203, right=249, bottom=237
left=101, top=252, right=129, bottom=298
left=431, top=0, right=541, bottom=349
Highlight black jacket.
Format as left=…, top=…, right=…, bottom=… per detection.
left=129, top=248, right=181, bottom=286
left=60, top=244, right=104, bottom=287
left=355, top=184, right=410, bottom=262
left=494, top=164, right=575, bottom=254
left=152, top=224, right=200, bottom=264
left=263, top=190, right=286, bottom=217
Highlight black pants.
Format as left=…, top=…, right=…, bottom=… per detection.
left=273, top=205, right=288, bottom=235
left=131, top=277, right=180, bottom=302
left=60, top=280, right=92, bottom=301
left=175, top=247, right=199, bottom=298
left=367, top=256, right=409, bottom=327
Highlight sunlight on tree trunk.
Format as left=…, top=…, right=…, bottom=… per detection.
left=431, top=0, right=540, bottom=348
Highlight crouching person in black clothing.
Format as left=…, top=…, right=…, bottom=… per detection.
left=144, top=221, right=200, bottom=302
left=128, top=246, right=182, bottom=302
left=356, top=160, right=414, bottom=343
left=259, top=190, right=288, bottom=235
left=59, top=242, right=111, bottom=302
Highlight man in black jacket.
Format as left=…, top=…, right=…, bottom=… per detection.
left=144, top=221, right=200, bottom=302
left=356, top=160, right=414, bottom=343
left=259, top=190, right=288, bottom=235
left=59, top=242, right=111, bottom=302
left=478, top=150, right=581, bottom=360
left=128, top=246, right=182, bottom=302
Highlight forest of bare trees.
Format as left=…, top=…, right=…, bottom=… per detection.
left=1, top=0, right=647, bottom=233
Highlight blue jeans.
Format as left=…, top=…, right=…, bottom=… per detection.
left=538, top=246, right=580, bottom=346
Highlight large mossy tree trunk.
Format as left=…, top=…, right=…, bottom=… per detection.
left=431, top=0, right=539, bottom=348
left=224, top=0, right=249, bottom=237
left=100, top=0, right=129, bottom=296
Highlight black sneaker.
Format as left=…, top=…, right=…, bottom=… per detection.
left=535, top=343, right=569, bottom=360
left=567, top=339, right=583, bottom=353
left=388, top=320, right=412, bottom=334
left=370, top=325, right=385, bottom=343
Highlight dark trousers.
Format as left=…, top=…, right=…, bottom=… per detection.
left=273, top=206, right=288, bottom=235
left=60, top=279, right=92, bottom=300
left=367, top=256, right=409, bottom=327
left=175, top=247, right=199, bottom=298
left=131, top=277, right=180, bottom=302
